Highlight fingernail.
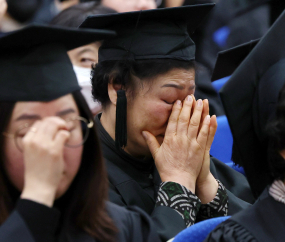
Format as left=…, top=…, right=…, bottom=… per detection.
left=205, top=115, right=210, bottom=124
left=177, top=100, right=182, bottom=106
left=197, top=99, right=203, bottom=107
left=187, top=95, right=192, bottom=102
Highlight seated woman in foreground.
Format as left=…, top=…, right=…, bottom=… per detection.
left=80, top=5, right=254, bottom=241
left=0, top=25, right=160, bottom=242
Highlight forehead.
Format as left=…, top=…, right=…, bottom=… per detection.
left=140, top=68, right=195, bottom=91
left=11, top=94, right=79, bottom=120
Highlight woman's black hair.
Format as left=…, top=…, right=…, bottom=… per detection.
left=0, top=91, right=117, bottom=242
left=91, top=59, right=196, bottom=108
left=266, top=83, right=285, bottom=182
left=50, top=1, right=116, bottom=28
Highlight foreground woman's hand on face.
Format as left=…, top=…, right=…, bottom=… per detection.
left=143, top=95, right=210, bottom=193
left=20, top=117, right=70, bottom=207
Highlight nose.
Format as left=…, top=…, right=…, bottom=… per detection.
left=136, top=0, right=157, bottom=10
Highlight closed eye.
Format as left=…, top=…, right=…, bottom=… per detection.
left=163, top=100, right=175, bottom=105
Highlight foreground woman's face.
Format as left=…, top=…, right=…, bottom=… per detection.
left=4, top=94, right=83, bottom=198
left=125, top=68, right=195, bottom=157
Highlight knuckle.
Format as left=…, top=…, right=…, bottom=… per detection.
left=190, top=119, right=200, bottom=127
left=179, top=116, right=189, bottom=124
left=169, top=115, right=178, bottom=123
left=199, top=129, right=208, bottom=137
left=50, top=149, right=60, bottom=159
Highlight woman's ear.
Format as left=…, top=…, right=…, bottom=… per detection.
left=108, top=79, right=123, bottom=106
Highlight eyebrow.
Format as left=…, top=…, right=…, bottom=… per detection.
left=56, top=108, right=76, bottom=116
left=15, top=108, right=76, bottom=121
left=161, top=84, right=196, bottom=90
left=16, top=114, right=41, bottom=121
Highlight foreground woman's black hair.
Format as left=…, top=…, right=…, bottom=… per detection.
left=0, top=91, right=117, bottom=242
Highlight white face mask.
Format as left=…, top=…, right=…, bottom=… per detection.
left=73, top=65, right=101, bottom=114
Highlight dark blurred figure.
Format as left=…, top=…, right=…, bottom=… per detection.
left=6, top=0, right=43, bottom=23
left=1, top=0, right=59, bottom=30
left=0, top=0, right=7, bottom=34
left=182, top=0, right=285, bottom=117
left=197, top=0, right=285, bottom=73
left=50, top=2, right=116, bottom=115
left=100, top=0, right=156, bottom=12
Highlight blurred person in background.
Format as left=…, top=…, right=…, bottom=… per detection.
left=205, top=10, right=285, bottom=241
left=1, top=0, right=59, bottom=31
left=0, top=0, right=7, bottom=34
left=101, top=0, right=156, bottom=12
left=50, top=2, right=117, bottom=115
left=51, top=0, right=157, bottom=115
left=157, top=0, right=184, bottom=7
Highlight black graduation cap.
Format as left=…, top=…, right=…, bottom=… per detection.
left=220, top=10, right=285, bottom=198
left=211, top=39, right=259, bottom=81
left=80, top=4, right=215, bottom=62
left=0, top=24, right=115, bottom=102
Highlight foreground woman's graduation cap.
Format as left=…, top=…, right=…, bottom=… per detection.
left=211, top=39, right=259, bottom=82
left=0, top=24, right=115, bottom=102
left=220, top=10, right=285, bottom=197
left=80, top=4, right=215, bottom=149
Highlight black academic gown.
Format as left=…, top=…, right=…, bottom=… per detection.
left=205, top=188, right=285, bottom=242
left=95, top=115, right=255, bottom=242
left=0, top=199, right=160, bottom=242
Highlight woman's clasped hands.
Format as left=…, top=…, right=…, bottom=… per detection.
left=143, top=95, right=219, bottom=204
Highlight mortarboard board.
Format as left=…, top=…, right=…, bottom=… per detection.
left=80, top=4, right=215, bottom=62
left=211, top=39, right=259, bottom=81
left=0, top=24, right=116, bottom=102
left=220, top=10, right=285, bottom=197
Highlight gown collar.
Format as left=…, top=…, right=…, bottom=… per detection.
left=95, top=114, right=154, bottom=173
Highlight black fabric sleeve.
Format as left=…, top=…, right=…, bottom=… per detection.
left=16, top=199, right=60, bottom=242
left=204, top=219, right=257, bottom=242
left=106, top=202, right=161, bottom=242
left=109, top=184, right=186, bottom=241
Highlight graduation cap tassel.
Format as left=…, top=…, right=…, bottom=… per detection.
left=115, top=90, right=127, bottom=150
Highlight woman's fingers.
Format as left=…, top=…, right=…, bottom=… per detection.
left=22, top=120, right=41, bottom=143
left=177, top=95, right=194, bottom=135
left=197, top=115, right=210, bottom=149
left=188, top=99, right=204, bottom=138
left=165, top=100, right=182, bottom=137
left=205, top=115, right=217, bottom=153
left=36, top=117, right=68, bottom=140
left=199, top=99, right=209, bottom=131
left=142, top=131, right=160, bottom=158
left=54, top=130, right=71, bottom=149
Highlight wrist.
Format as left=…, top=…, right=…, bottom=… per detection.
left=21, top=182, right=57, bottom=207
left=196, top=173, right=218, bottom=204
left=160, top=174, right=196, bottom=193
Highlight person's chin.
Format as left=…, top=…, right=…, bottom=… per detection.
left=55, top=179, right=71, bottom=199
